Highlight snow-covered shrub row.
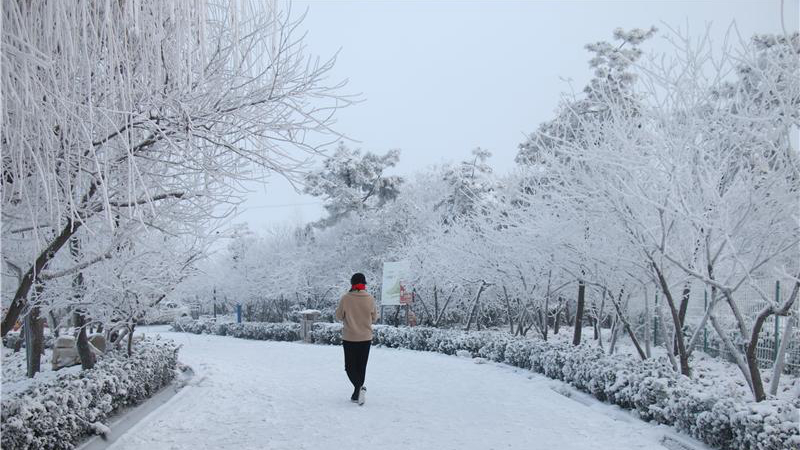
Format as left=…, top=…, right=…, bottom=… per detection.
left=172, top=319, right=798, bottom=450
left=216, top=322, right=300, bottom=341
left=0, top=337, right=179, bottom=450
left=171, top=317, right=300, bottom=342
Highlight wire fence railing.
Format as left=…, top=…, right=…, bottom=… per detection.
left=637, top=278, right=799, bottom=375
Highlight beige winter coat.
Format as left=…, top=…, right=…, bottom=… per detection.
left=335, top=290, right=378, bottom=342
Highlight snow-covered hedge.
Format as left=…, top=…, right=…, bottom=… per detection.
left=1, top=337, right=180, bottom=450
left=172, top=316, right=300, bottom=342
left=173, top=319, right=799, bottom=450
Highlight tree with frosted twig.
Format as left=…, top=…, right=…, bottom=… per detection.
left=645, top=28, right=800, bottom=401
left=1, top=0, right=353, bottom=345
left=303, top=143, right=403, bottom=228
left=522, top=25, right=799, bottom=400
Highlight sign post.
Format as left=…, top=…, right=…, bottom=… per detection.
left=382, top=261, right=409, bottom=325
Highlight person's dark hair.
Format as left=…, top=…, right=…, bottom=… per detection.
left=350, top=273, right=367, bottom=291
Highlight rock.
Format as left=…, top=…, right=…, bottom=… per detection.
left=88, top=333, right=107, bottom=353
left=52, top=336, right=80, bottom=370
left=54, top=335, right=76, bottom=348
left=52, top=335, right=105, bottom=370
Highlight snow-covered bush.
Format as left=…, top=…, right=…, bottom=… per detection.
left=503, top=340, right=535, bottom=369
left=1, top=337, right=179, bottom=450
left=172, top=316, right=218, bottom=335
left=310, top=323, right=343, bottom=345
left=217, top=322, right=300, bottom=342
left=171, top=317, right=301, bottom=342
left=172, top=319, right=798, bottom=450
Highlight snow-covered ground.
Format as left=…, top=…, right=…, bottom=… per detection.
left=107, top=327, right=708, bottom=450
left=2, top=346, right=83, bottom=396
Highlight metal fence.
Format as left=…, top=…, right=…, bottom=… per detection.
left=644, top=278, right=799, bottom=375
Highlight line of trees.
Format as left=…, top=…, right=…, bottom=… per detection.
left=183, top=27, right=799, bottom=402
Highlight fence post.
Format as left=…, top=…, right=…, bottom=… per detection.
left=653, top=292, right=658, bottom=347
left=703, top=290, right=708, bottom=353
left=775, top=280, right=781, bottom=363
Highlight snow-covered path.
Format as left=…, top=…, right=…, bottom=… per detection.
left=109, top=329, right=694, bottom=450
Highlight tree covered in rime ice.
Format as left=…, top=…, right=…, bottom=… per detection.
left=436, top=147, right=495, bottom=224
left=513, top=27, right=799, bottom=400
left=303, top=143, right=403, bottom=227
left=1, top=0, right=351, bottom=374
left=516, top=27, right=655, bottom=166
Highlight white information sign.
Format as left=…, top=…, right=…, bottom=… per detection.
left=381, top=261, right=409, bottom=306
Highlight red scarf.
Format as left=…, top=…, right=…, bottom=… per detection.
left=351, top=283, right=366, bottom=291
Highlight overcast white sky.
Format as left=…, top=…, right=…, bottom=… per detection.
left=231, top=0, right=799, bottom=233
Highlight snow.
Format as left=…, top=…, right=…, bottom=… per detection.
left=1, top=347, right=82, bottom=396
left=108, top=327, right=708, bottom=450
left=91, top=421, right=111, bottom=437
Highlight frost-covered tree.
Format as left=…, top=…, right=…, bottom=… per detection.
left=517, top=26, right=799, bottom=398
left=516, top=27, right=656, bottom=166
left=1, top=0, right=351, bottom=339
left=515, top=28, right=658, bottom=350
left=436, top=147, right=495, bottom=225
left=303, top=143, right=403, bottom=226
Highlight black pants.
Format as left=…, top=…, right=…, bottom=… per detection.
left=342, top=340, right=371, bottom=392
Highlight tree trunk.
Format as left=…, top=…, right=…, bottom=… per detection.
left=553, top=299, right=562, bottom=335
left=610, top=289, right=646, bottom=360
left=564, top=301, right=573, bottom=326
left=656, top=301, right=680, bottom=372
left=572, top=280, right=585, bottom=346
left=770, top=314, right=796, bottom=396
left=127, top=323, right=136, bottom=356
left=543, top=270, right=551, bottom=341
left=643, top=287, right=652, bottom=358
left=2, top=219, right=82, bottom=337
left=412, top=289, right=432, bottom=325
left=543, top=293, right=549, bottom=341
left=25, top=307, right=44, bottom=377
left=746, top=280, right=799, bottom=401
left=674, top=281, right=691, bottom=355
left=686, top=289, right=723, bottom=356
left=48, top=310, right=60, bottom=338
left=465, top=282, right=487, bottom=332
left=74, top=310, right=95, bottom=370
left=710, top=311, right=754, bottom=392
left=502, top=286, right=514, bottom=334
left=608, top=315, right=620, bottom=355
left=596, top=288, right=606, bottom=348
left=433, top=286, right=439, bottom=326
left=652, top=262, right=690, bottom=376
left=71, top=236, right=94, bottom=370
left=393, top=305, right=401, bottom=324
left=435, top=287, right=457, bottom=327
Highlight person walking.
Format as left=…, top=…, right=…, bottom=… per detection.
left=335, top=273, right=378, bottom=405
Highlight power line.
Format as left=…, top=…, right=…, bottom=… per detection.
left=242, top=201, right=322, bottom=210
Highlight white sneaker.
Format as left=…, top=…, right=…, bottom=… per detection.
left=358, top=386, right=366, bottom=406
